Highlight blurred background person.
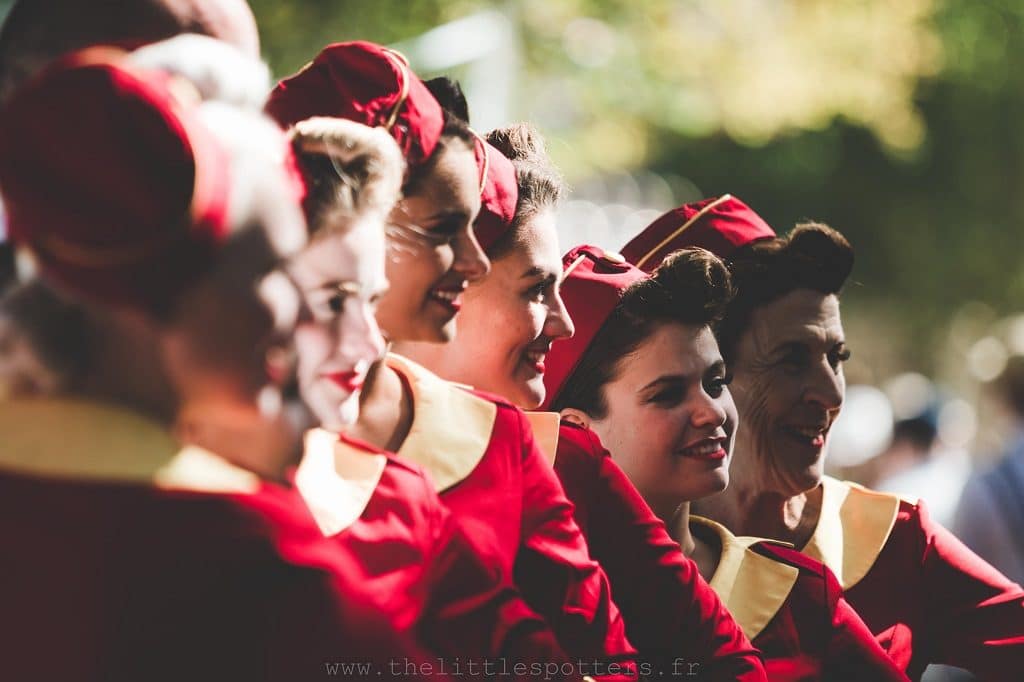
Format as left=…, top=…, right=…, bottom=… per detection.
left=954, top=354, right=1024, bottom=586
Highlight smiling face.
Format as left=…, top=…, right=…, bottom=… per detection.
left=728, top=289, right=848, bottom=497
left=373, top=141, right=489, bottom=343
left=585, top=321, right=737, bottom=521
left=288, top=216, right=388, bottom=431
left=418, top=209, right=574, bottom=407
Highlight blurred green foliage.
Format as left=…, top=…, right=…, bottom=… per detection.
left=250, top=0, right=1024, bottom=376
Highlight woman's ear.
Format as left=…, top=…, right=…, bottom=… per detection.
left=559, top=407, right=591, bottom=430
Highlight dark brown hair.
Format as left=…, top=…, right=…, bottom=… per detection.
left=717, top=221, right=854, bottom=364
left=0, top=278, right=89, bottom=388
left=553, top=247, right=733, bottom=418
left=485, top=123, right=566, bottom=259
left=405, top=76, right=476, bottom=195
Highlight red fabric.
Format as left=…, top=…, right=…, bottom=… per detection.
left=473, top=138, right=518, bottom=253
left=620, top=195, right=776, bottom=271
left=541, top=245, right=648, bottom=410
left=0, top=470, right=427, bottom=682
left=749, top=543, right=909, bottom=681
left=551, top=421, right=766, bottom=680
left=435, top=391, right=638, bottom=680
left=838, top=498, right=1024, bottom=680
left=323, top=434, right=576, bottom=674
left=0, top=48, right=232, bottom=317
left=265, top=41, right=443, bottom=167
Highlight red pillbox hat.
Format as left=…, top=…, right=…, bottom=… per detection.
left=0, top=47, right=232, bottom=317
left=541, top=245, right=648, bottom=410
left=473, top=136, right=518, bottom=253
left=621, top=194, right=775, bottom=272
left=265, top=41, right=443, bottom=167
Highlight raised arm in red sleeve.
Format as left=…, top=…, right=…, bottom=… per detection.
left=843, top=497, right=1024, bottom=679
left=750, top=543, right=908, bottom=681
left=552, top=421, right=766, bottom=681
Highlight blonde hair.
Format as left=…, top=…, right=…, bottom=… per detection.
left=289, top=117, right=405, bottom=234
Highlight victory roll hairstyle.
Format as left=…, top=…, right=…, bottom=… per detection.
left=553, top=248, right=733, bottom=419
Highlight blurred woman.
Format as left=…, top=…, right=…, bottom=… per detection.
left=546, top=243, right=908, bottom=680
left=622, top=195, right=1024, bottom=680
left=0, top=43, right=427, bottom=680
left=267, top=43, right=636, bottom=678
left=397, top=120, right=765, bottom=680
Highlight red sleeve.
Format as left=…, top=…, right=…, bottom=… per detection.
left=511, top=410, right=639, bottom=681
left=555, top=424, right=765, bottom=681
left=825, top=595, right=910, bottom=681
left=752, top=543, right=908, bottom=682
left=917, top=499, right=1024, bottom=678
left=413, top=472, right=579, bottom=674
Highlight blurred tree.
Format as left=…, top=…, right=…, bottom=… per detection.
left=249, top=0, right=1024, bottom=374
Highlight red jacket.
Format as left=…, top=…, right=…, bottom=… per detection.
left=386, top=354, right=637, bottom=680
left=0, top=398, right=424, bottom=682
left=689, top=517, right=908, bottom=681
left=547, top=420, right=766, bottom=680
left=803, top=477, right=1024, bottom=680
left=297, top=428, right=575, bottom=675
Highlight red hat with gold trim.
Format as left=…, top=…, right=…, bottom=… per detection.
left=621, top=194, right=775, bottom=272
left=541, top=245, right=648, bottom=410
left=0, top=46, right=232, bottom=317
left=265, top=41, right=443, bottom=167
left=472, top=134, right=518, bottom=253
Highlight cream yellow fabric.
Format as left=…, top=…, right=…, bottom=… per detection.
left=801, top=475, right=901, bottom=590
left=386, top=353, right=497, bottom=492
left=294, top=428, right=387, bottom=536
left=524, top=411, right=561, bottom=466
left=0, top=397, right=259, bottom=493
left=692, top=515, right=800, bottom=641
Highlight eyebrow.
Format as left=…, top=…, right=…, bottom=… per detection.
left=640, top=360, right=727, bottom=392
left=425, top=209, right=470, bottom=223
left=519, top=266, right=557, bottom=280
left=641, top=373, right=689, bottom=392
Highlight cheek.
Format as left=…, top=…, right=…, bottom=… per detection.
left=294, top=324, right=333, bottom=374
left=733, top=372, right=776, bottom=450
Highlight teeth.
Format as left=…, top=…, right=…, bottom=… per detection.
left=684, top=442, right=721, bottom=456
left=791, top=426, right=825, bottom=439
left=524, top=351, right=546, bottom=363
left=431, top=290, right=460, bottom=302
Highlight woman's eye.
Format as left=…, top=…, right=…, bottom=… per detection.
left=704, top=374, right=733, bottom=398
left=327, top=295, right=345, bottom=314
left=828, top=346, right=852, bottom=370
left=524, top=283, right=546, bottom=302
left=648, top=386, right=684, bottom=406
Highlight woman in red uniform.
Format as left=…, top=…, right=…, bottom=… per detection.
left=396, top=117, right=765, bottom=679
left=271, top=115, right=577, bottom=671
left=622, top=195, right=1024, bottom=679
left=267, top=42, right=636, bottom=679
left=542, top=243, right=907, bottom=680
left=0, top=46, right=437, bottom=680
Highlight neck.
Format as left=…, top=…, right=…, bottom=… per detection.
left=390, top=339, right=446, bottom=374
left=669, top=501, right=696, bottom=556
left=669, top=501, right=721, bottom=583
left=75, top=306, right=177, bottom=425
left=349, top=356, right=413, bottom=453
left=691, top=477, right=822, bottom=549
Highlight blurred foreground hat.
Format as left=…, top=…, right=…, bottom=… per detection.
left=266, top=41, right=443, bottom=167
left=541, top=245, right=648, bottom=410
left=621, top=194, right=775, bottom=271
left=0, top=47, right=232, bottom=317
left=473, top=136, right=518, bottom=252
